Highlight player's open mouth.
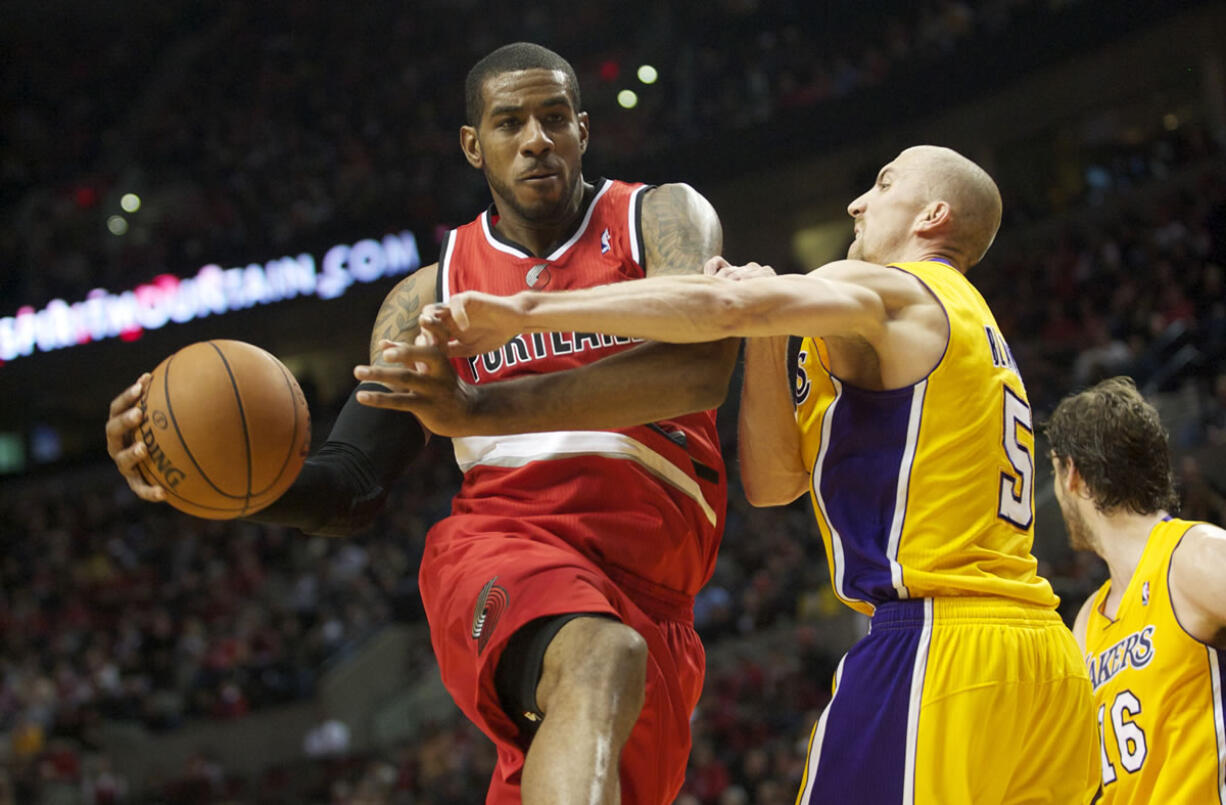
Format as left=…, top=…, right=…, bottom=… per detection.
left=521, top=173, right=558, bottom=183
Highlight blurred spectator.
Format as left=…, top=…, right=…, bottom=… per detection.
left=1178, top=455, right=1226, bottom=523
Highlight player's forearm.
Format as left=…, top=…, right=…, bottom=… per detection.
left=738, top=336, right=808, bottom=506
left=468, top=339, right=738, bottom=434
left=514, top=273, right=875, bottom=345
left=247, top=385, right=427, bottom=536
left=515, top=275, right=765, bottom=342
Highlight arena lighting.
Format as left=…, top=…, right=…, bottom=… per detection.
left=121, top=193, right=142, bottom=213
left=617, top=89, right=638, bottom=109
left=0, top=230, right=422, bottom=363
left=107, top=215, right=129, bottom=235
left=637, top=64, right=658, bottom=84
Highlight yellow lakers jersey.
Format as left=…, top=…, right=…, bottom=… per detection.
left=791, top=260, right=1058, bottom=615
left=1083, top=517, right=1226, bottom=804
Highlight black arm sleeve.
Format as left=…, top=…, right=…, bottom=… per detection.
left=245, top=382, right=427, bottom=537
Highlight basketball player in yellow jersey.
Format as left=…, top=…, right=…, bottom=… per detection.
left=374, top=145, right=1100, bottom=804
left=1047, top=376, right=1226, bottom=804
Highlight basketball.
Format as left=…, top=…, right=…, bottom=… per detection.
left=135, top=340, right=311, bottom=519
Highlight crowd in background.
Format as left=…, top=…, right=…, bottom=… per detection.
left=5, top=0, right=1122, bottom=311
left=3, top=0, right=1226, bottom=802
left=3, top=139, right=1225, bottom=795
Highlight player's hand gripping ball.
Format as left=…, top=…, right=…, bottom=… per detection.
left=135, top=340, right=310, bottom=519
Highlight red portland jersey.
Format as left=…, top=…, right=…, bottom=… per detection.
left=432, top=178, right=727, bottom=597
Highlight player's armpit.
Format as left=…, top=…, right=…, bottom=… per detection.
left=369, top=264, right=439, bottom=363
left=640, top=183, right=722, bottom=276
left=1169, top=523, right=1226, bottom=646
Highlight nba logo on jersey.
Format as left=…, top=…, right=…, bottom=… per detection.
left=601, top=227, right=611, bottom=254
left=1141, top=581, right=1150, bottom=605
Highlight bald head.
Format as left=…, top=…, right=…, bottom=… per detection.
left=900, top=145, right=1002, bottom=267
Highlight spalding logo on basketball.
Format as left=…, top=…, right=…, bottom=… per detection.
left=136, top=339, right=311, bottom=520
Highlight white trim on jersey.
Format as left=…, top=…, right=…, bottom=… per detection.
left=1209, top=647, right=1226, bottom=805
left=902, top=598, right=934, bottom=805
left=477, top=179, right=612, bottom=261
left=628, top=184, right=648, bottom=267
left=438, top=230, right=458, bottom=303
left=452, top=429, right=717, bottom=526
left=798, top=653, right=847, bottom=805
left=811, top=377, right=866, bottom=607
left=479, top=212, right=529, bottom=259
left=545, top=179, right=612, bottom=262
left=886, top=381, right=926, bottom=600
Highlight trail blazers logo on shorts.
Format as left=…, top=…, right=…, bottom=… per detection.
left=471, top=577, right=509, bottom=655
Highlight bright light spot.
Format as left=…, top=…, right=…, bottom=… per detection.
left=121, top=193, right=142, bottom=213
left=107, top=215, right=129, bottom=236
left=637, top=64, right=658, bottom=85
left=1163, top=113, right=1179, bottom=131
left=617, top=89, right=639, bottom=109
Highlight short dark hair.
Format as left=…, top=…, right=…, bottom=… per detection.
left=1044, top=376, right=1179, bottom=515
left=465, top=42, right=581, bottom=127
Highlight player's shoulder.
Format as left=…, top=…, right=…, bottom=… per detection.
left=640, top=181, right=714, bottom=210
left=1185, top=520, right=1226, bottom=542
left=1170, top=520, right=1226, bottom=577
left=809, top=259, right=935, bottom=303
left=373, top=264, right=439, bottom=328
left=389, top=262, right=438, bottom=294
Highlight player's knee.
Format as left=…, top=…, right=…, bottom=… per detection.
left=540, top=619, right=647, bottom=716
left=586, top=622, right=648, bottom=698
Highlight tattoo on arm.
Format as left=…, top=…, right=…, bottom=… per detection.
left=369, top=265, right=437, bottom=363
left=641, top=184, right=722, bottom=277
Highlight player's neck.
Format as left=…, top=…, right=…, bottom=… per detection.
left=915, top=247, right=966, bottom=273
left=1096, top=509, right=1168, bottom=597
left=887, top=235, right=966, bottom=272
left=492, top=181, right=593, bottom=257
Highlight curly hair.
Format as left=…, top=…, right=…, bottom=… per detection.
left=1044, top=376, right=1179, bottom=515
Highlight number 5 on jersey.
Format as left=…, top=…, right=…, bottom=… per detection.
left=998, top=387, right=1034, bottom=528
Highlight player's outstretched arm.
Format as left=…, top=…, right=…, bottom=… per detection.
left=1169, top=522, right=1226, bottom=646
left=357, top=184, right=739, bottom=435
left=428, top=258, right=901, bottom=353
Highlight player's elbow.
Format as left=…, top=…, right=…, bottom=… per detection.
left=742, top=472, right=807, bottom=508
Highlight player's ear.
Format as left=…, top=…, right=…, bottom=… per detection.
left=460, top=126, right=483, bottom=169
left=577, top=111, right=590, bottom=154
left=916, top=200, right=952, bottom=235
left=1064, top=459, right=1093, bottom=499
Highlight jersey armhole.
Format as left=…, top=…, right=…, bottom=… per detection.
left=436, top=230, right=454, bottom=304
left=629, top=184, right=652, bottom=274
left=883, top=263, right=951, bottom=385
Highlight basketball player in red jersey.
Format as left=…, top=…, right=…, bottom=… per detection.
left=105, top=43, right=738, bottom=804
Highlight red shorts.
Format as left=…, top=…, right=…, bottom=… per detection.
left=420, top=519, right=705, bottom=805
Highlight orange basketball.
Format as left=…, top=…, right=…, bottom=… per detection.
left=135, top=340, right=311, bottom=519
